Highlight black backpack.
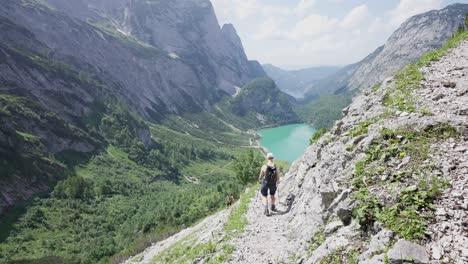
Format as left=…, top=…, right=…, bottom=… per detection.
left=265, top=165, right=277, bottom=184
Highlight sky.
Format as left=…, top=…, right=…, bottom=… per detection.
left=211, top=0, right=468, bottom=69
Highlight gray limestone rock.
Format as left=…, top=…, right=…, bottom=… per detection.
left=324, top=221, right=343, bottom=235
left=387, top=239, right=429, bottom=264
left=359, top=229, right=395, bottom=261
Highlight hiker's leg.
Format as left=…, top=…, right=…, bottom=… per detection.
left=269, top=184, right=277, bottom=210
left=260, top=183, right=269, bottom=208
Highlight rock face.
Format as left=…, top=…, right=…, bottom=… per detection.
left=387, top=239, right=429, bottom=264
left=348, top=4, right=468, bottom=90
left=309, top=4, right=468, bottom=96
left=123, top=40, right=468, bottom=264
left=1, top=0, right=265, bottom=119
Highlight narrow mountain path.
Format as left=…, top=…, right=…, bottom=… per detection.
left=227, top=189, right=302, bottom=264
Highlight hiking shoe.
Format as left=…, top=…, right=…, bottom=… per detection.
left=264, top=208, right=270, bottom=216
left=271, top=205, right=277, bottom=212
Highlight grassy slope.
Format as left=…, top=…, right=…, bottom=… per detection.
left=150, top=186, right=257, bottom=264
left=350, top=29, right=468, bottom=241
left=0, top=46, right=263, bottom=264
left=0, top=109, right=259, bottom=264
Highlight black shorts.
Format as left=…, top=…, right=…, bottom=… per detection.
left=261, top=182, right=277, bottom=197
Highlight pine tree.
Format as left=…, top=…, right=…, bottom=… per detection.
left=233, top=150, right=263, bottom=184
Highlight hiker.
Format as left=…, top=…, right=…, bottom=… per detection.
left=226, top=193, right=234, bottom=208
left=258, top=152, right=280, bottom=216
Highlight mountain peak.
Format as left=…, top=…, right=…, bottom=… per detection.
left=222, top=23, right=244, bottom=50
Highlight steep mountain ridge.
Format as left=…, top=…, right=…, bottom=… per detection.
left=2, top=0, right=265, bottom=119
left=124, top=35, right=468, bottom=264
left=307, top=4, right=468, bottom=97
left=45, top=0, right=266, bottom=95
left=347, top=3, right=468, bottom=90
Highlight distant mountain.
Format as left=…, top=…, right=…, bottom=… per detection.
left=262, top=64, right=340, bottom=98
left=229, top=78, right=299, bottom=126
left=306, top=3, right=468, bottom=98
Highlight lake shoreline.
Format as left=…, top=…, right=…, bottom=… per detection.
left=256, top=123, right=316, bottom=163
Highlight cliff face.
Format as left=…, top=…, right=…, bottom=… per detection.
left=1, top=0, right=265, bottom=119
left=347, top=4, right=468, bottom=90
left=123, top=38, right=468, bottom=264
left=46, top=0, right=266, bottom=96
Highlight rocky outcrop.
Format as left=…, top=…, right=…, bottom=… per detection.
left=347, top=4, right=468, bottom=91
left=308, top=4, right=468, bottom=96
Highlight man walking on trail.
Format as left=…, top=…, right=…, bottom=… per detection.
left=226, top=193, right=234, bottom=208
left=258, top=153, right=280, bottom=216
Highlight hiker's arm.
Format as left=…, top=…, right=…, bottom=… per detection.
left=276, top=167, right=280, bottom=184
left=258, top=166, right=265, bottom=183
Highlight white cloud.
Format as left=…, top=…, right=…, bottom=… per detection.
left=289, top=14, right=339, bottom=40
left=211, top=0, right=457, bottom=67
left=211, top=0, right=261, bottom=22
left=254, top=18, right=286, bottom=40
left=294, top=0, right=316, bottom=16
left=340, top=5, right=370, bottom=29
left=389, top=0, right=442, bottom=27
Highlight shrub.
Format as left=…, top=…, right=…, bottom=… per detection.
left=310, top=128, right=327, bottom=145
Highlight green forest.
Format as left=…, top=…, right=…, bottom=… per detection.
left=0, top=103, right=264, bottom=263
left=0, top=85, right=267, bottom=264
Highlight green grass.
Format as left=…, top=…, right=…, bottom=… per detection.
left=151, top=187, right=257, bottom=264
left=348, top=119, right=375, bottom=138
left=351, top=124, right=457, bottom=240
left=384, top=28, right=468, bottom=113
left=318, top=247, right=359, bottom=264
left=307, top=228, right=326, bottom=254
left=15, top=131, right=40, bottom=142
left=0, top=91, right=261, bottom=263
left=224, top=187, right=256, bottom=233
left=417, top=29, right=468, bottom=67
left=310, top=128, right=327, bottom=145
left=383, top=65, right=422, bottom=112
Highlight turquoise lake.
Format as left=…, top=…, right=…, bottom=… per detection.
left=257, top=124, right=317, bottom=163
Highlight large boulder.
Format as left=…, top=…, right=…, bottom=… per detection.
left=387, top=239, right=429, bottom=264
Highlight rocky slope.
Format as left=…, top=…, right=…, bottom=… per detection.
left=308, top=4, right=468, bottom=96
left=123, top=38, right=468, bottom=264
